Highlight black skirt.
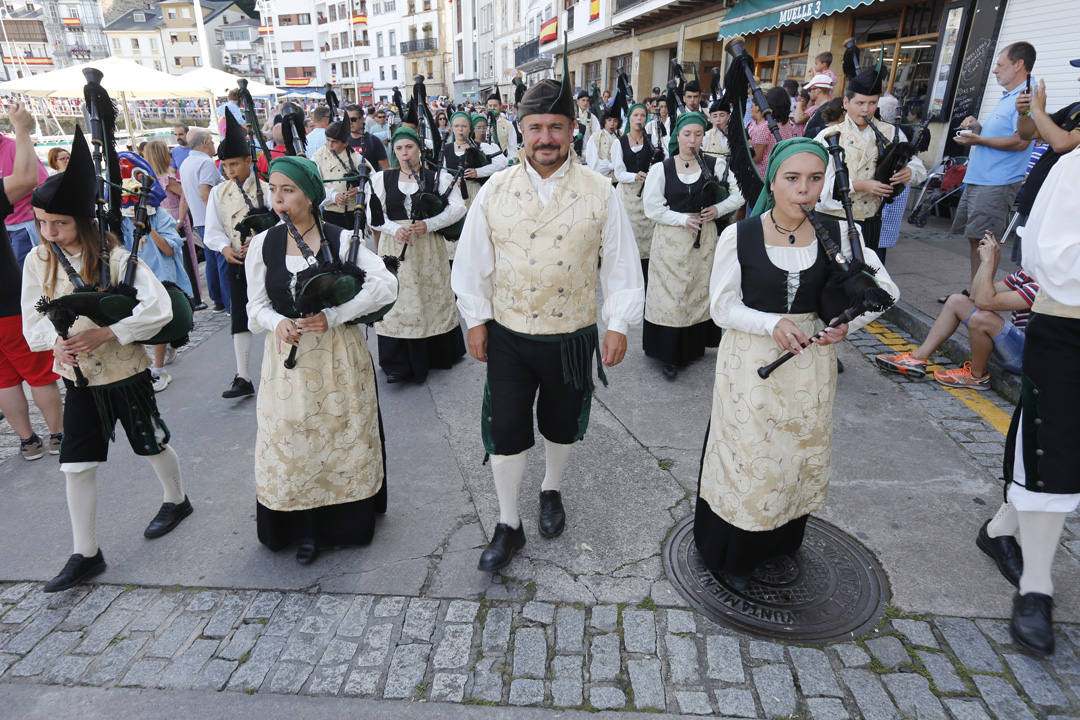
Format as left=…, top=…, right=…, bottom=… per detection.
left=642, top=319, right=722, bottom=366
left=256, top=391, right=389, bottom=552
left=377, top=326, right=465, bottom=383
left=692, top=421, right=809, bottom=577
left=321, top=209, right=356, bottom=230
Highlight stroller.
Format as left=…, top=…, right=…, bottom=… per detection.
left=907, top=156, right=967, bottom=227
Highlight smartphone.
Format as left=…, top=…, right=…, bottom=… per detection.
left=1026, top=76, right=1032, bottom=94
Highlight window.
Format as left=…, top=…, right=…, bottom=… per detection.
left=391, top=64, right=397, bottom=79
left=181, top=7, right=190, bottom=18
left=133, top=12, right=144, bottom=22
left=583, top=60, right=600, bottom=90
left=457, top=39, right=463, bottom=74
left=279, top=14, right=292, bottom=25
left=150, top=37, right=157, bottom=50
left=379, top=65, right=385, bottom=80
left=332, top=36, right=339, bottom=50
left=167, top=9, right=176, bottom=19
left=329, top=5, right=336, bottom=20
left=852, top=0, right=944, bottom=108
left=607, top=52, right=630, bottom=92
left=170, top=32, right=178, bottom=43
left=174, top=56, right=182, bottom=66
left=388, top=30, right=395, bottom=52
left=130, top=37, right=140, bottom=51
left=111, top=37, right=119, bottom=50
left=195, top=56, right=201, bottom=66
left=363, top=58, right=369, bottom=71
left=154, top=60, right=162, bottom=71
left=297, top=13, right=311, bottom=24
left=376, top=31, right=382, bottom=56
left=749, top=24, right=811, bottom=86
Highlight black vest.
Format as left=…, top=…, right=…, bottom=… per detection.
left=383, top=168, right=437, bottom=222
left=441, top=143, right=463, bottom=171
left=619, top=134, right=653, bottom=174
left=573, top=123, right=586, bottom=157
left=735, top=216, right=833, bottom=315
left=261, top=222, right=345, bottom=319
left=662, top=156, right=718, bottom=213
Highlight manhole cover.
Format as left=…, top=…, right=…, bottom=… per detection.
left=662, top=515, right=890, bottom=644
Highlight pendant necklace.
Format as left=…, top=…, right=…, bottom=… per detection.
left=771, top=212, right=808, bottom=244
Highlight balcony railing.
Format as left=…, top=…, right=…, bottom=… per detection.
left=400, top=37, right=437, bottom=54
left=514, top=38, right=538, bottom=67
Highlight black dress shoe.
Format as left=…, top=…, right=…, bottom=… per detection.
left=717, top=570, right=750, bottom=592
left=478, top=523, right=526, bottom=572
left=144, top=497, right=193, bottom=539
left=1011, top=592, right=1054, bottom=656
left=222, top=375, right=255, bottom=399
left=661, top=364, right=678, bottom=380
left=977, top=520, right=1023, bottom=587
left=385, top=372, right=411, bottom=384
left=212, top=303, right=227, bottom=313
left=538, top=490, right=566, bottom=539
left=296, top=542, right=319, bottom=565
left=44, top=550, right=106, bottom=593
left=193, top=302, right=208, bottom=312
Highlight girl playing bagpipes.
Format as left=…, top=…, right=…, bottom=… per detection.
left=440, top=111, right=506, bottom=261
left=244, top=156, right=398, bottom=565
left=22, top=126, right=193, bottom=593
left=609, top=103, right=655, bottom=277
left=696, top=138, right=897, bottom=590
left=640, top=111, right=744, bottom=381
left=368, top=126, right=467, bottom=384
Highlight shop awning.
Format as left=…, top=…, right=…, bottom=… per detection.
left=717, top=0, right=881, bottom=39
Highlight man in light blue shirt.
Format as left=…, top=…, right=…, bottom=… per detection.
left=952, top=42, right=1036, bottom=285
left=305, top=105, right=331, bottom=158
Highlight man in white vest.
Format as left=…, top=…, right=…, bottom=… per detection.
left=451, top=60, right=645, bottom=572
left=485, top=86, right=520, bottom=159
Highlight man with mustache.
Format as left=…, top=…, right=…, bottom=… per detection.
left=451, top=53, right=645, bottom=572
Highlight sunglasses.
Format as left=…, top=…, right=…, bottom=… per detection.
left=349, top=116, right=361, bottom=121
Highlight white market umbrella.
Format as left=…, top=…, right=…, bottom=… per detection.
left=0, top=57, right=214, bottom=140
left=176, top=67, right=280, bottom=98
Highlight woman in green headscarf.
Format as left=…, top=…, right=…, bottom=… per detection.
left=245, top=155, right=400, bottom=565
left=368, top=126, right=467, bottom=383
left=695, top=137, right=898, bottom=589
left=640, top=111, right=744, bottom=380
left=609, top=103, right=655, bottom=276
left=440, top=111, right=507, bottom=261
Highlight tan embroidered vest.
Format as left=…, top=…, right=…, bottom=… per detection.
left=496, top=116, right=516, bottom=155
left=47, top=251, right=153, bottom=385
left=820, top=118, right=895, bottom=221
left=216, top=174, right=270, bottom=250
left=313, top=145, right=357, bottom=213
left=597, top=132, right=615, bottom=178
left=703, top=128, right=729, bottom=157
left=485, top=153, right=609, bottom=335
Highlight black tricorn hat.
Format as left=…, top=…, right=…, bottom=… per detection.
left=518, top=33, right=575, bottom=121
left=32, top=125, right=96, bottom=218
left=709, top=97, right=731, bottom=113
left=488, top=84, right=501, bottom=103
left=217, top=109, right=249, bottom=159
left=684, top=79, right=702, bottom=93
left=326, top=119, right=350, bottom=143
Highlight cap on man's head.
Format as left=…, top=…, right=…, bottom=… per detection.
left=803, top=73, right=835, bottom=90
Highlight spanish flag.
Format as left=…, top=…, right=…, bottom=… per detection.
left=589, top=0, right=599, bottom=20
left=61, top=17, right=81, bottom=26
left=285, top=77, right=311, bottom=86
left=258, top=25, right=271, bottom=35
left=351, top=14, right=366, bottom=25
left=539, top=17, right=557, bottom=44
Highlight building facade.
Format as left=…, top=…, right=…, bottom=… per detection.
left=450, top=0, right=479, bottom=101
left=105, top=7, right=166, bottom=72
left=316, top=0, right=374, bottom=103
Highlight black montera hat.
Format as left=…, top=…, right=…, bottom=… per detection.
left=217, top=109, right=248, bottom=159
left=326, top=119, right=350, bottom=143
left=32, top=125, right=97, bottom=218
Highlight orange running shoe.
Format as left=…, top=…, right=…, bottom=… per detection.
left=934, top=362, right=991, bottom=390
left=875, top=352, right=928, bottom=377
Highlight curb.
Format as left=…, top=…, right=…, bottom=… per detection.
left=884, top=301, right=1021, bottom=405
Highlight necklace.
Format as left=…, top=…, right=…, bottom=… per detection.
left=770, top=211, right=808, bottom=244
left=678, top=154, right=695, bottom=169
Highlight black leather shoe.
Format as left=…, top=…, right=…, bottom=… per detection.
left=538, top=490, right=566, bottom=539
left=296, top=542, right=319, bottom=565
left=661, top=364, right=678, bottom=380
left=193, top=302, right=208, bottom=311
left=222, top=375, right=255, bottom=399
left=478, top=523, right=525, bottom=572
left=144, top=497, right=193, bottom=539
left=385, top=372, right=410, bottom=384
left=977, top=520, right=1023, bottom=587
left=1011, top=592, right=1054, bottom=656
left=44, top=550, right=106, bottom=592
left=837, top=358, right=845, bottom=374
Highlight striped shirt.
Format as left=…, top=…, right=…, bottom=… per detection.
left=1004, top=268, right=1039, bottom=328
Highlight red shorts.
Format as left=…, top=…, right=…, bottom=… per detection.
left=0, top=314, right=59, bottom=388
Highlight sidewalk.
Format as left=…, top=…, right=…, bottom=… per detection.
left=881, top=217, right=1024, bottom=403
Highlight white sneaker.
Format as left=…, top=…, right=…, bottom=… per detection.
left=151, top=371, right=171, bottom=392
left=164, top=346, right=177, bottom=366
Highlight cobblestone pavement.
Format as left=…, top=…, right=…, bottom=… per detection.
left=1, top=579, right=1079, bottom=718
left=847, top=320, right=1080, bottom=567
left=0, top=307, right=229, bottom=466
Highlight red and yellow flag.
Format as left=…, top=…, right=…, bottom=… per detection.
left=284, top=77, right=312, bottom=86
left=589, top=0, right=599, bottom=20
left=61, top=17, right=81, bottom=26
left=350, top=14, right=366, bottom=25
left=539, top=16, right=558, bottom=44
left=257, top=25, right=271, bottom=34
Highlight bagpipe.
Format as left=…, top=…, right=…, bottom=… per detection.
left=398, top=158, right=465, bottom=260
left=36, top=70, right=193, bottom=390
left=455, top=134, right=500, bottom=201
left=668, top=59, right=687, bottom=115
left=279, top=212, right=365, bottom=370
left=235, top=79, right=279, bottom=240
left=756, top=133, right=895, bottom=379
left=864, top=110, right=929, bottom=205
left=689, top=147, right=732, bottom=248
left=323, top=82, right=340, bottom=122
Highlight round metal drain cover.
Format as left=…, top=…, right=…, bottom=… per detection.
left=662, top=515, right=890, bottom=644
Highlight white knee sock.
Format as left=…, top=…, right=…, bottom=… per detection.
left=147, top=444, right=185, bottom=504
left=986, top=501, right=1019, bottom=538
left=541, top=439, right=572, bottom=492
left=234, top=332, right=252, bottom=380
left=1017, top=510, right=1067, bottom=596
left=64, top=466, right=99, bottom=557
left=491, top=451, right=527, bottom=529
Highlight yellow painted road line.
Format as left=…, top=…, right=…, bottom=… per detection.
left=863, top=322, right=1012, bottom=435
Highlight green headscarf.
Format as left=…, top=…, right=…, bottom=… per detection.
left=622, top=103, right=648, bottom=135
left=388, top=126, right=421, bottom=168
left=667, top=111, right=709, bottom=157
left=268, top=156, right=324, bottom=206
left=470, top=113, right=488, bottom=130
left=749, top=137, right=830, bottom=217
left=449, top=111, right=471, bottom=127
